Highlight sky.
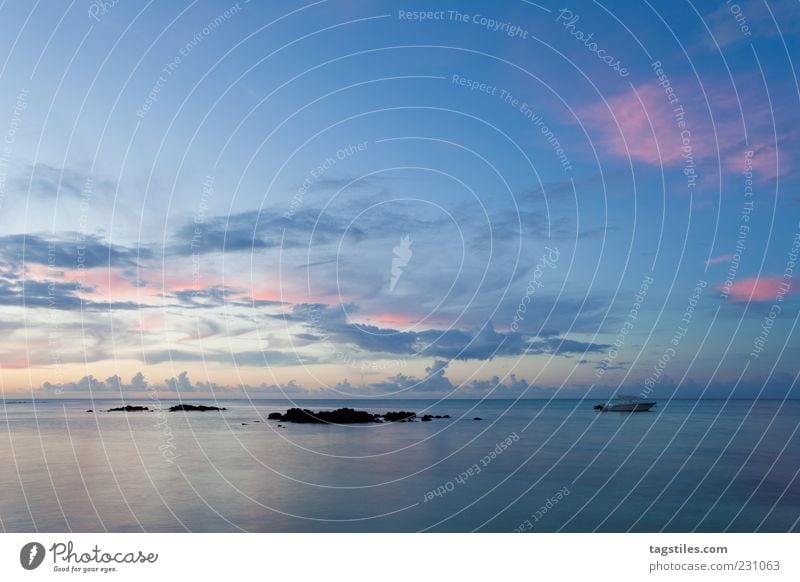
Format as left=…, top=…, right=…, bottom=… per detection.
left=0, top=0, right=798, bottom=399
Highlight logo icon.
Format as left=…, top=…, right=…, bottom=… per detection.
left=389, top=235, right=413, bottom=292
left=20, top=542, right=45, bottom=570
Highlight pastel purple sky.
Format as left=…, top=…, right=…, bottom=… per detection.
left=0, top=0, right=798, bottom=398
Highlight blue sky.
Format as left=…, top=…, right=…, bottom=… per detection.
left=0, top=0, right=798, bottom=398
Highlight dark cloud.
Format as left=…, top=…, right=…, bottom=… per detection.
left=11, top=163, right=116, bottom=200
left=578, top=226, right=618, bottom=240
left=166, top=371, right=195, bottom=392
left=371, top=360, right=536, bottom=395
left=142, top=348, right=314, bottom=367
left=0, top=233, right=149, bottom=269
left=295, top=258, right=337, bottom=269
left=167, top=285, right=287, bottom=310
left=0, top=276, right=147, bottom=311
left=170, top=285, right=237, bottom=307
left=38, top=366, right=799, bottom=400
left=303, top=304, right=609, bottom=361
left=702, top=0, right=800, bottom=49
left=42, top=373, right=143, bottom=393
left=39, top=370, right=321, bottom=396
left=306, top=175, right=386, bottom=193
left=169, top=208, right=367, bottom=256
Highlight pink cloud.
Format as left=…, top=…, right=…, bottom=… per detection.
left=60, top=268, right=144, bottom=303
left=705, top=254, right=734, bottom=265
left=717, top=276, right=792, bottom=302
left=579, top=80, right=792, bottom=182
left=580, top=84, right=687, bottom=165
left=723, top=142, right=789, bottom=181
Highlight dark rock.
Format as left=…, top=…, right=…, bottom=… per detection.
left=473, top=417, right=483, bottom=421
left=433, top=415, right=442, bottom=419
left=442, top=415, right=451, bottom=418
left=168, top=404, right=226, bottom=412
left=267, top=407, right=445, bottom=425
left=242, top=423, right=248, bottom=425
left=277, top=407, right=379, bottom=424
left=86, top=410, right=93, bottom=413
left=383, top=410, right=416, bottom=422
left=107, top=405, right=149, bottom=412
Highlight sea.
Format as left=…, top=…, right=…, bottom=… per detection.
left=0, top=398, right=798, bottom=532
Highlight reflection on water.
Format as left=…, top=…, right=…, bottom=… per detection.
left=1, top=399, right=798, bottom=532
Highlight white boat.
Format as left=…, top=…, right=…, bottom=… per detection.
left=594, top=395, right=655, bottom=412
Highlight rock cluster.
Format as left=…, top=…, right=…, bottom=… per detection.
left=266, top=408, right=452, bottom=425
left=168, top=404, right=226, bottom=412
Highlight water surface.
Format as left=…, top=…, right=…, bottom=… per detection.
left=1, top=398, right=797, bottom=532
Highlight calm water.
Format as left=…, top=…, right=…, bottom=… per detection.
left=0, top=398, right=798, bottom=532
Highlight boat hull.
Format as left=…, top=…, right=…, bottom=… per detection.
left=600, top=402, right=655, bottom=412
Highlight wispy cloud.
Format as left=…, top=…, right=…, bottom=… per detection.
left=701, top=0, right=800, bottom=49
